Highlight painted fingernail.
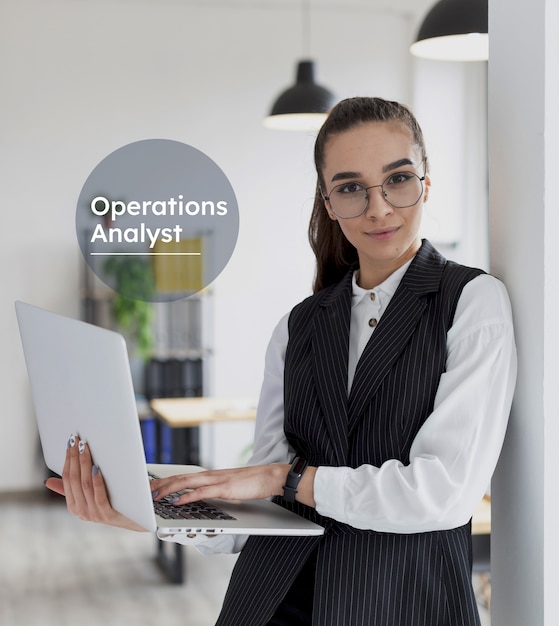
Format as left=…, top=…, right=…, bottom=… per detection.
left=67, top=434, right=76, bottom=448
left=169, top=497, right=180, bottom=504
left=78, top=440, right=87, bottom=454
left=152, top=490, right=159, bottom=500
left=92, top=465, right=99, bottom=477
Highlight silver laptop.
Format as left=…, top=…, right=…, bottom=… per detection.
left=15, top=301, right=324, bottom=537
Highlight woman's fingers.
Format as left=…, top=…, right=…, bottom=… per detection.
left=62, top=435, right=80, bottom=515
left=77, top=438, right=104, bottom=521
left=87, top=462, right=116, bottom=524
left=44, top=476, right=64, bottom=496
left=61, top=435, right=100, bottom=521
left=150, top=470, right=225, bottom=501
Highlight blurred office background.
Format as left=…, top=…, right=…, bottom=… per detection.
left=2, top=1, right=557, bottom=625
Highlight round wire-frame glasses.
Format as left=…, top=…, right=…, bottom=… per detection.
left=323, top=168, right=426, bottom=219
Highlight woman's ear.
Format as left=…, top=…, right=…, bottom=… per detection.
left=323, top=198, right=338, bottom=221
left=423, top=174, right=431, bottom=203
left=319, top=179, right=338, bottom=221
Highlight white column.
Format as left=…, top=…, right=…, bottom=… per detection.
left=489, top=0, right=559, bottom=624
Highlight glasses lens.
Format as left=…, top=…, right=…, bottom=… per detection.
left=328, top=182, right=368, bottom=218
left=383, top=172, right=423, bottom=208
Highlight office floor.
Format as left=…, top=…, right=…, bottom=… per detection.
left=0, top=491, right=237, bottom=626
left=0, top=491, right=490, bottom=626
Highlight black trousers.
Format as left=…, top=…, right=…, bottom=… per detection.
left=266, top=547, right=318, bottom=626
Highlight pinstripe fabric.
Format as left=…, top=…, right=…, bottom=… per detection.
left=215, top=241, right=484, bottom=626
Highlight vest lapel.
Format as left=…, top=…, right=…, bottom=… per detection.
left=311, top=271, right=353, bottom=465
left=348, top=241, right=446, bottom=434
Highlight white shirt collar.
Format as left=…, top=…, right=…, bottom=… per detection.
left=351, top=259, right=413, bottom=306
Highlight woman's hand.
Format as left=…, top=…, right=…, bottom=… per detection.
left=44, top=434, right=147, bottom=532
left=150, top=464, right=317, bottom=509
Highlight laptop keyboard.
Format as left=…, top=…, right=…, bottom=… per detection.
left=149, top=472, right=237, bottom=521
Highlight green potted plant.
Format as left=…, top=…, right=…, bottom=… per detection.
left=104, top=256, right=155, bottom=360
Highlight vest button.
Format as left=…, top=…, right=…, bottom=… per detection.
left=369, top=318, right=378, bottom=327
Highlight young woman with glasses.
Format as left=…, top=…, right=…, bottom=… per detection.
left=49, top=97, right=517, bottom=626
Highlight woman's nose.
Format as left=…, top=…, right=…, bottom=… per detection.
left=364, top=185, right=394, bottom=219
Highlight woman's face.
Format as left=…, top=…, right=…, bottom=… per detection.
left=321, top=121, right=430, bottom=287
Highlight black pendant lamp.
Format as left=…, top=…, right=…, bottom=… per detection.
left=410, top=0, right=488, bottom=61
left=263, top=60, right=336, bottom=131
left=263, top=0, right=336, bottom=131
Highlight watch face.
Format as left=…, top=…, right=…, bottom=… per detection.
left=292, top=457, right=307, bottom=475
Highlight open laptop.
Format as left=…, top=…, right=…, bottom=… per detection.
left=15, top=300, right=324, bottom=537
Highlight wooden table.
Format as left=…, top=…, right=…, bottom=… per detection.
left=150, top=396, right=258, bottom=428
left=150, top=396, right=257, bottom=467
left=149, top=396, right=257, bottom=583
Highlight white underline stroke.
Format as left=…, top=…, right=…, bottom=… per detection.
left=90, top=252, right=201, bottom=256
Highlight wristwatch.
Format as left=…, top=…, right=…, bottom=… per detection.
left=283, top=456, right=309, bottom=503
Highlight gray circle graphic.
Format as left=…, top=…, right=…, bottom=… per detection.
left=76, top=139, right=239, bottom=302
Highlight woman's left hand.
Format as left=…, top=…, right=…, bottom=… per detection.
left=151, top=464, right=289, bottom=505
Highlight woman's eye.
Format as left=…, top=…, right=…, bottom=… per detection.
left=386, top=172, right=413, bottom=186
left=337, top=182, right=363, bottom=194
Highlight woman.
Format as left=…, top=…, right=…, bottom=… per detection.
left=48, top=97, right=517, bottom=626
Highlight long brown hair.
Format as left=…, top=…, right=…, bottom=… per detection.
left=308, top=97, right=428, bottom=293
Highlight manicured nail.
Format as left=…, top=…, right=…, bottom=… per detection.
left=152, top=490, right=159, bottom=500
left=67, top=434, right=76, bottom=448
left=92, top=465, right=99, bottom=476
left=169, top=497, right=180, bottom=504
left=78, top=440, right=87, bottom=454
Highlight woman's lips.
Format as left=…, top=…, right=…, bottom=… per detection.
left=365, top=226, right=399, bottom=241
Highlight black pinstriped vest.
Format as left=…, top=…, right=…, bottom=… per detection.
left=216, top=241, right=485, bottom=626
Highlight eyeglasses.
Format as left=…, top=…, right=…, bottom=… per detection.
left=323, top=170, right=426, bottom=219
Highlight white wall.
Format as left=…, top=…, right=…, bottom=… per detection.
left=413, top=59, right=489, bottom=269
left=1, top=0, right=423, bottom=489
left=489, top=0, right=559, bottom=623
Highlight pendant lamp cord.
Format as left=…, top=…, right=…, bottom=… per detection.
left=301, top=0, right=311, bottom=58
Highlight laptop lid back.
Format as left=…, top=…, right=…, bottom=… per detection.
left=15, top=300, right=157, bottom=532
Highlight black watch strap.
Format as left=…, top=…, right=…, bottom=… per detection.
left=283, top=456, right=309, bottom=503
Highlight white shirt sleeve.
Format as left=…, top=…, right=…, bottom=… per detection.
left=314, top=274, right=517, bottom=532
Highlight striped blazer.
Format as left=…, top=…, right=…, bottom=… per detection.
left=216, top=240, right=484, bottom=626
